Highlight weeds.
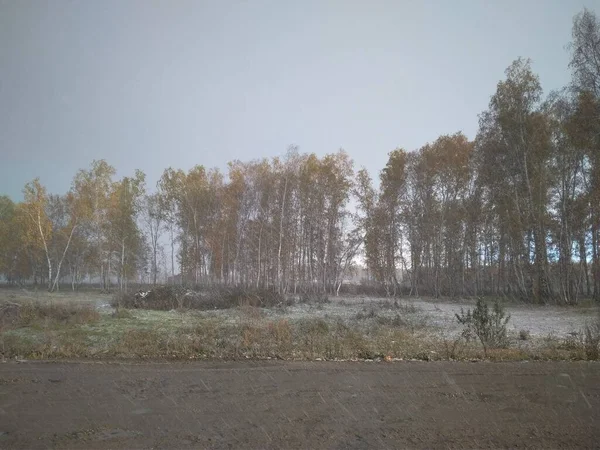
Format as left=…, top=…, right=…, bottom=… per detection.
left=582, top=314, right=600, bottom=360
left=442, top=337, right=465, bottom=360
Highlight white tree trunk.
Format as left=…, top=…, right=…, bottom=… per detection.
left=51, top=222, right=77, bottom=292
left=277, top=176, right=288, bottom=294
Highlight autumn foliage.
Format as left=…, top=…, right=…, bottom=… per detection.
left=0, top=9, right=599, bottom=305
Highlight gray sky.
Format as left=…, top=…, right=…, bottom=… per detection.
left=1, top=0, right=598, bottom=201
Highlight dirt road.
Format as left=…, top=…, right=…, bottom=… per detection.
left=1, top=361, right=599, bottom=449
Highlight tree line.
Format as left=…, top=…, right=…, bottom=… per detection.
left=0, top=9, right=598, bottom=304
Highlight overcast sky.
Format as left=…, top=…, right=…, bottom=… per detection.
left=1, top=0, right=598, bottom=201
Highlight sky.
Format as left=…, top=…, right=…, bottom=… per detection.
left=1, top=0, right=598, bottom=201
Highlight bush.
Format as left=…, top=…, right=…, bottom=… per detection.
left=112, top=285, right=199, bottom=310
left=456, top=298, right=510, bottom=355
left=519, top=329, right=530, bottom=341
left=112, top=286, right=289, bottom=311
left=0, top=301, right=100, bottom=330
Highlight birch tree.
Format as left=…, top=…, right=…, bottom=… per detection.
left=142, top=193, right=164, bottom=285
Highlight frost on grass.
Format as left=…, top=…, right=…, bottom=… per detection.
left=0, top=290, right=598, bottom=361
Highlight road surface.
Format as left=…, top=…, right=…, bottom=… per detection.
left=1, top=360, right=599, bottom=449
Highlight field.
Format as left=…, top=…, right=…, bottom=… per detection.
left=1, top=288, right=599, bottom=449
left=1, top=287, right=598, bottom=362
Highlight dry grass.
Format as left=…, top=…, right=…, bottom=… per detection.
left=1, top=300, right=100, bottom=331
left=0, top=306, right=435, bottom=360
left=582, top=315, right=600, bottom=360
left=1, top=314, right=596, bottom=362
left=111, top=308, right=135, bottom=320
left=1, top=291, right=599, bottom=362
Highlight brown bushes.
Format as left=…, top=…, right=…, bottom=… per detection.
left=0, top=301, right=100, bottom=331
left=111, top=286, right=199, bottom=310
left=112, top=286, right=290, bottom=311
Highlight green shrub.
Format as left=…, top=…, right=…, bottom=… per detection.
left=456, top=298, right=510, bottom=355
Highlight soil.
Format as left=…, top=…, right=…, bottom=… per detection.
left=1, top=360, right=599, bottom=449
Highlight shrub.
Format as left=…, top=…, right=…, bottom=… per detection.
left=111, top=286, right=289, bottom=311
left=456, top=298, right=510, bottom=356
left=519, top=329, right=530, bottom=341
left=0, top=301, right=100, bottom=330
left=111, top=286, right=199, bottom=310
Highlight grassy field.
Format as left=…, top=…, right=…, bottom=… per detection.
left=0, top=288, right=598, bottom=361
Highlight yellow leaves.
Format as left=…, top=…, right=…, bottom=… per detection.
left=21, top=179, right=53, bottom=249
left=416, top=133, right=473, bottom=199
